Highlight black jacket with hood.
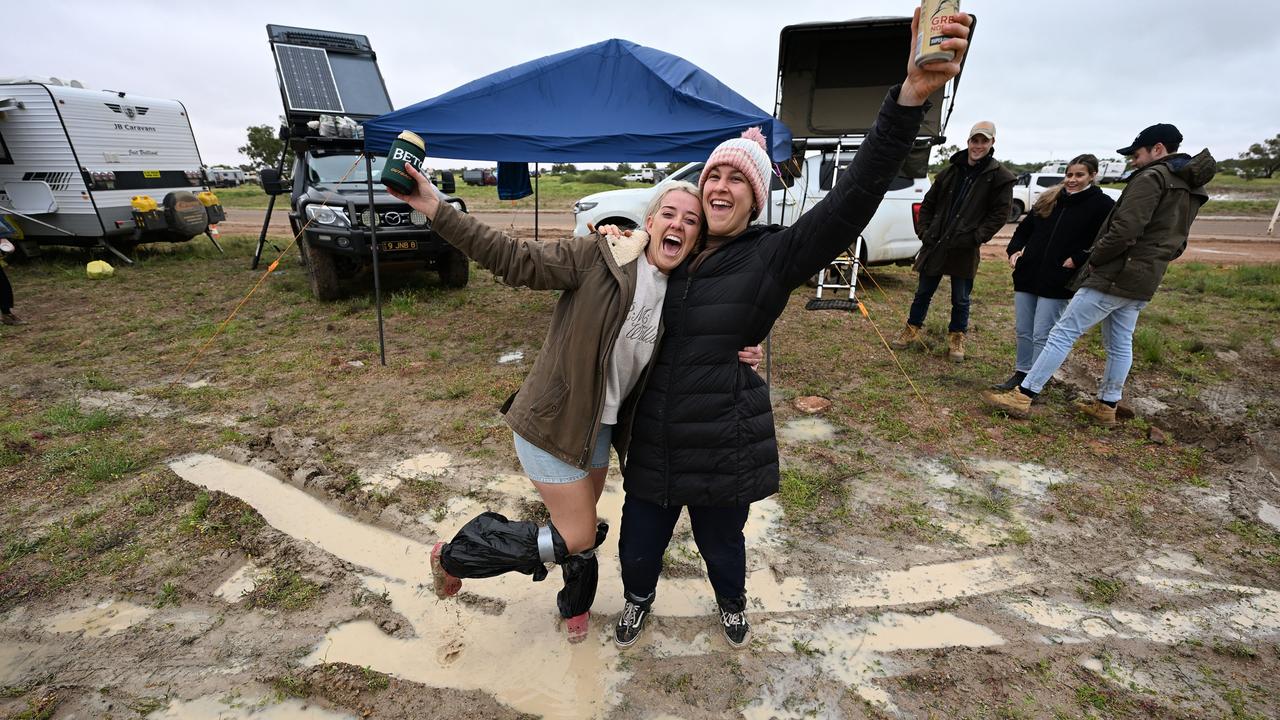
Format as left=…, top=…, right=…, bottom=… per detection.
left=1007, top=184, right=1114, bottom=299
left=621, top=87, right=927, bottom=508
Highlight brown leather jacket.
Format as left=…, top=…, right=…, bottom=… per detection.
left=431, top=202, right=653, bottom=469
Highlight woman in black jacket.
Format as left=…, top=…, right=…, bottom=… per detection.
left=992, top=154, right=1115, bottom=391
left=611, top=10, right=972, bottom=649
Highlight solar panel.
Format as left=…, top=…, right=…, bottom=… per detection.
left=275, top=44, right=344, bottom=114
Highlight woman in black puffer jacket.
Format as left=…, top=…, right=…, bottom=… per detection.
left=611, top=11, right=972, bottom=650
left=992, top=154, right=1115, bottom=391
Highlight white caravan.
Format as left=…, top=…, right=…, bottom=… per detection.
left=0, top=78, right=225, bottom=261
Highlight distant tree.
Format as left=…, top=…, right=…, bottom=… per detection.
left=238, top=125, right=285, bottom=170
left=616, top=162, right=635, bottom=174
left=237, top=163, right=255, bottom=172
left=927, top=144, right=960, bottom=174
left=1238, top=133, right=1280, bottom=179
left=550, top=163, right=578, bottom=174
left=664, top=162, right=686, bottom=174
left=642, top=161, right=658, bottom=169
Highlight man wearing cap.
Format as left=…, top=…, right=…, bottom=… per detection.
left=893, top=120, right=1015, bottom=361
left=983, top=123, right=1215, bottom=425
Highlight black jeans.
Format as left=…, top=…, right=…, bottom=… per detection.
left=907, top=273, right=974, bottom=333
left=618, top=494, right=749, bottom=609
left=0, top=264, right=12, bottom=313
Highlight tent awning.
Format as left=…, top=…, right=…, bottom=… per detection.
left=363, top=38, right=792, bottom=163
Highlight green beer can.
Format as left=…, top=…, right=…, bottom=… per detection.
left=381, top=130, right=427, bottom=194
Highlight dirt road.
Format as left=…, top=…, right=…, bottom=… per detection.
left=220, top=209, right=1280, bottom=263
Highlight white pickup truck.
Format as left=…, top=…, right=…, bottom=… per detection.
left=1009, top=173, right=1122, bottom=223
left=573, top=153, right=928, bottom=266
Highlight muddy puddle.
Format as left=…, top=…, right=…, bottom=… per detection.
left=149, top=693, right=356, bottom=719
left=166, top=453, right=1051, bottom=718
left=778, top=417, right=836, bottom=443
left=1004, top=573, right=1280, bottom=645
left=360, top=451, right=453, bottom=493
left=213, top=562, right=267, bottom=603
left=43, top=600, right=154, bottom=638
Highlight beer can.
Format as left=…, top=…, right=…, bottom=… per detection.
left=380, top=130, right=427, bottom=195
left=915, top=0, right=961, bottom=67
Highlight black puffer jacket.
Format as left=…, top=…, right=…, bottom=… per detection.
left=1006, top=184, right=1114, bottom=299
left=620, top=87, right=926, bottom=508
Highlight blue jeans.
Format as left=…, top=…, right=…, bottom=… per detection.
left=512, top=425, right=612, bottom=484
left=908, top=274, right=974, bottom=333
left=1013, top=292, right=1070, bottom=373
left=1021, top=287, right=1148, bottom=403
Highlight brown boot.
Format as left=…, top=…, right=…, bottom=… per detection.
left=982, top=387, right=1032, bottom=418
left=1074, top=398, right=1117, bottom=427
left=890, top=323, right=923, bottom=350
left=947, top=331, right=966, bottom=362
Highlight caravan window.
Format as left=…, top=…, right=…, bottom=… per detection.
left=0, top=131, right=11, bottom=164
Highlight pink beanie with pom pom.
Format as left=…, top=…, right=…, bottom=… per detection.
left=699, top=127, right=772, bottom=220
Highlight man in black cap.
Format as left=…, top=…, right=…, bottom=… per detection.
left=983, top=123, right=1215, bottom=425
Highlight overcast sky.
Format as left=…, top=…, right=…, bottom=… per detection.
left=3, top=0, right=1271, bottom=168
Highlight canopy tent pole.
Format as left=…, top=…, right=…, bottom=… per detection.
left=535, top=163, right=540, bottom=242
left=364, top=152, right=388, bottom=366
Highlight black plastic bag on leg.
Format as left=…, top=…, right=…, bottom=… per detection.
left=440, top=511, right=566, bottom=581
left=556, top=521, right=609, bottom=618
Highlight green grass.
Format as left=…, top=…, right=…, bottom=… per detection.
left=250, top=569, right=320, bottom=610
left=1162, top=263, right=1280, bottom=310
left=42, top=403, right=118, bottom=435
left=778, top=466, right=849, bottom=520
left=1077, top=576, right=1126, bottom=605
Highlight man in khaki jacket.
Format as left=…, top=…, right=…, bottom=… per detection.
left=983, top=123, right=1215, bottom=425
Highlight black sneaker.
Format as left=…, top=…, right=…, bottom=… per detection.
left=718, top=602, right=750, bottom=648
left=991, top=371, right=1026, bottom=391
left=614, top=595, right=651, bottom=647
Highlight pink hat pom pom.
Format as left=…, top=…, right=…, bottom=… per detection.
left=740, top=126, right=767, bottom=151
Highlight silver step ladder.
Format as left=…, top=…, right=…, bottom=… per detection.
left=805, top=235, right=863, bottom=312
left=804, top=138, right=863, bottom=312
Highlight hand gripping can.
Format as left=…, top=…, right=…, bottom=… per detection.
left=380, top=130, right=427, bottom=194
left=915, top=0, right=961, bottom=67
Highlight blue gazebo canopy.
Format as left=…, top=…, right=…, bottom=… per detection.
left=363, top=38, right=791, bottom=163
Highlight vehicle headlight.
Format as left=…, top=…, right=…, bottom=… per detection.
left=573, top=201, right=597, bottom=214
left=305, top=204, right=350, bottom=227
left=410, top=210, right=429, bottom=226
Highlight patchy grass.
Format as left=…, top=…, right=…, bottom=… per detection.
left=249, top=569, right=321, bottom=611
left=1077, top=576, right=1126, bottom=605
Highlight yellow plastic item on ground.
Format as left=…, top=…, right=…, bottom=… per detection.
left=86, top=260, right=115, bottom=278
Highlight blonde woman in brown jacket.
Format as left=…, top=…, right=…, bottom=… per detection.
left=390, top=164, right=761, bottom=642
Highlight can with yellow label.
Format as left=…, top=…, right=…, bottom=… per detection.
left=915, top=0, right=961, bottom=67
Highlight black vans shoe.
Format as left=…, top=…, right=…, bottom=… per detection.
left=718, top=599, right=750, bottom=648
left=613, top=595, right=652, bottom=647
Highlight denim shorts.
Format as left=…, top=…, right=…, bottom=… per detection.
left=513, top=424, right=613, bottom=484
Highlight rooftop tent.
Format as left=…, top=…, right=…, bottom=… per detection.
left=363, top=38, right=791, bottom=162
